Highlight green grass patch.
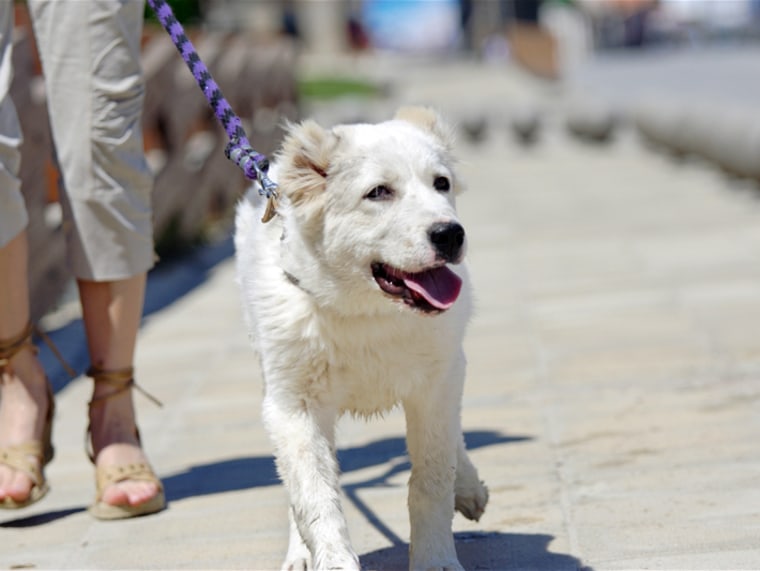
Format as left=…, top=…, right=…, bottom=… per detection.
left=298, top=77, right=381, bottom=100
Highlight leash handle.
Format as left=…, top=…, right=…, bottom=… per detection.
left=146, top=0, right=278, bottom=209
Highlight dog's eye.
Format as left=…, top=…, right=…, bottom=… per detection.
left=365, top=185, right=393, bottom=200
left=433, top=176, right=451, bottom=192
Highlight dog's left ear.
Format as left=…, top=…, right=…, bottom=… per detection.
left=394, top=106, right=453, bottom=151
left=277, top=119, right=339, bottom=205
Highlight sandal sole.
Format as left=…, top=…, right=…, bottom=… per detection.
left=88, top=489, right=166, bottom=520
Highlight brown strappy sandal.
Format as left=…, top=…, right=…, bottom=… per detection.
left=0, top=322, right=55, bottom=510
left=86, top=365, right=165, bottom=520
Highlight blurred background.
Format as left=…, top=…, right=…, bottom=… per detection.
left=12, top=0, right=760, bottom=324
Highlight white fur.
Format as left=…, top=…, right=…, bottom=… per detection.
left=234, top=108, right=488, bottom=571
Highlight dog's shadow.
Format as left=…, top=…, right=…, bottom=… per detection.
left=335, top=431, right=529, bottom=550
left=362, top=531, right=588, bottom=571
left=2, top=432, right=591, bottom=571
left=160, top=430, right=584, bottom=571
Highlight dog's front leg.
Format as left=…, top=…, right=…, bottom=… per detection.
left=454, top=435, right=489, bottom=522
left=263, top=394, right=360, bottom=571
left=403, top=384, right=463, bottom=571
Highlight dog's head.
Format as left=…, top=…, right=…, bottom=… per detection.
left=275, top=107, right=467, bottom=316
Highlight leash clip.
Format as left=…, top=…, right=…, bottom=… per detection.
left=253, top=157, right=279, bottom=224
left=225, top=140, right=279, bottom=223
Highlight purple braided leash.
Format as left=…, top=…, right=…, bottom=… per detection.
left=146, top=0, right=279, bottom=221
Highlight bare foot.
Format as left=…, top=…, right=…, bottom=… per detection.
left=0, top=348, right=51, bottom=504
left=88, top=387, right=161, bottom=507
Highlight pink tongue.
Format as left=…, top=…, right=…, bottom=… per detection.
left=403, top=266, right=463, bottom=310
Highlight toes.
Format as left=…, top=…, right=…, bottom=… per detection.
left=102, top=480, right=160, bottom=507
left=7, top=484, right=34, bottom=502
left=127, top=481, right=159, bottom=505
left=101, top=482, right=131, bottom=506
left=0, top=465, right=34, bottom=503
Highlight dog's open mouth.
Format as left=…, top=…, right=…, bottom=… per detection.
left=371, top=263, right=462, bottom=313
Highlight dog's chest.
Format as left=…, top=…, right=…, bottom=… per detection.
left=305, top=313, right=453, bottom=414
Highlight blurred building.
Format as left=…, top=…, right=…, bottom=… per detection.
left=202, top=0, right=352, bottom=53
left=197, top=0, right=760, bottom=72
left=576, top=0, right=760, bottom=48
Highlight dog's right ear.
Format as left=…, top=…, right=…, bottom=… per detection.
left=394, top=106, right=453, bottom=151
left=277, top=119, right=338, bottom=205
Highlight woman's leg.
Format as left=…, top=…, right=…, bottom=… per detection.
left=0, top=0, right=50, bottom=504
left=79, top=274, right=160, bottom=507
left=0, top=232, right=51, bottom=504
left=29, top=0, right=160, bottom=509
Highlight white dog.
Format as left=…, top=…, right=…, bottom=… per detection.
left=234, top=107, right=488, bottom=571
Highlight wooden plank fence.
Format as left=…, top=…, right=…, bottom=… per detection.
left=10, top=13, right=297, bottom=322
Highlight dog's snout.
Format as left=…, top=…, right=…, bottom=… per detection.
left=429, top=221, right=465, bottom=262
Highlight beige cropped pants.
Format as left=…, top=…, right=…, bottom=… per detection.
left=0, top=0, right=153, bottom=281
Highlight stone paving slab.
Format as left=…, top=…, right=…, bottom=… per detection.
left=3, top=57, right=760, bottom=570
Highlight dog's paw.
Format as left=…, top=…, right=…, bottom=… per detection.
left=283, top=542, right=358, bottom=570
left=313, top=550, right=361, bottom=571
left=455, top=479, right=489, bottom=522
left=281, top=556, right=311, bottom=571
left=282, top=540, right=312, bottom=571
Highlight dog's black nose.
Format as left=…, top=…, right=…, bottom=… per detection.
left=429, top=221, right=465, bottom=262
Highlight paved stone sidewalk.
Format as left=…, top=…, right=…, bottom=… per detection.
left=3, top=58, right=760, bottom=570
